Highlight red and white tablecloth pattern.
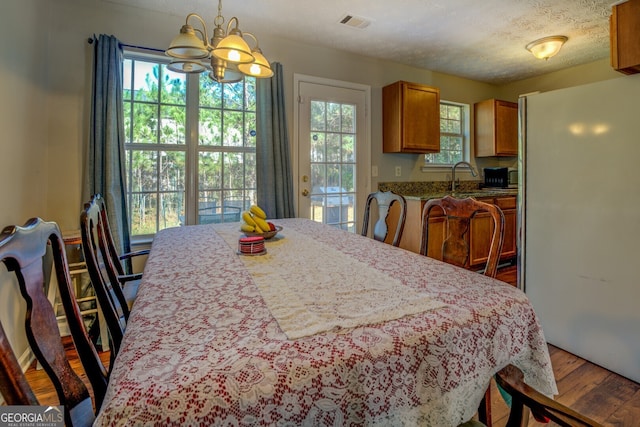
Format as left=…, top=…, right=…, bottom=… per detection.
left=95, top=218, right=557, bottom=426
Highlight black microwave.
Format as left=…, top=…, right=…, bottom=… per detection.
left=484, top=167, right=509, bottom=188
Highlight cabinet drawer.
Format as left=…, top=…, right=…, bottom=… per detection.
left=495, top=197, right=516, bottom=210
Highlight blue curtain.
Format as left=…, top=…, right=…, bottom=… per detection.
left=256, top=62, right=295, bottom=218
left=83, top=34, right=130, bottom=254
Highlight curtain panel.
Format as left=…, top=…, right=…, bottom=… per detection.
left=82, top=34, right=131, bottom=255
left=256, top=62, right=295, bottom=219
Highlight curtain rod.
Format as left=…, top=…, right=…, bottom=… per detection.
left=87, top=37, right=165, bottom=54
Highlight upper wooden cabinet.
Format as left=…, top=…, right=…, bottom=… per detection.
left=474, top=99, right=518, bottom=157
left=383, top=81, right=440, bottom=153
left=610, top=0, right=640, bottom=75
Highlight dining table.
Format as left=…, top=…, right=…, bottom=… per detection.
left=94, top=218, right=557, bottom=426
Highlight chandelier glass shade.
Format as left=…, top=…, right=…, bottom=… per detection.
left=526, top=35, right=568, bottom=60
left=165, top=0, right=273, bottom=83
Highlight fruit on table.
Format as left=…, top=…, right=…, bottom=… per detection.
left=250, top=204, right=267, bottom=219
left=242, top=211, right=258, bottom=227
left=240, top=204, right=272, bottom=234
left=240, top=223, right=257, bottom=233
left=253, top=216, right=270, bottom=233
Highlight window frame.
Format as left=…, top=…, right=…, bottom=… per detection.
left=422, top=100, right=470, bottom=171
left=122, top=51, right=257, bottom=238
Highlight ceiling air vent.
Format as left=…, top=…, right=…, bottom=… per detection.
left=338, top=14, right=372, bottom=29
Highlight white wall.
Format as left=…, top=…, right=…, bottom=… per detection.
left=0, top=0, right=51, bottom=366
left=0, top=0, right=624, bottom=362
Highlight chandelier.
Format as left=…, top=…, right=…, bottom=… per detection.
left=165, top=0, right=273, bottom=83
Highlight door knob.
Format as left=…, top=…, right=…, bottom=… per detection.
left=301, top=189, right=309, bottom=197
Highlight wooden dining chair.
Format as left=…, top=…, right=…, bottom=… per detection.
left=92, top=194, right=148, bottom=303
left=496, top=364, right=602, bottom=427
left=80, top=198, right=128, bottom=358
left=420, top=195, right=505, bottom=424
left=0, top=218, right=109, bottom=423
left=459, top=365, right=602, bottom=427
left=361, top=191, right=407, bottom=247
left=420, top=195, right=505, bottom=278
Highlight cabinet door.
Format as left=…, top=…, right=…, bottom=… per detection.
left=402, top=83, right=440, bottom=152
left=501, top=208, right=517, bottom=259
left=495, top=197, right=517, bottom=259
left=495, top=101, right=518, bottom=156
left=610, top=0, right=640, bottom=75
left=474, top=99, right=517, bottom=157
left=469, top=212, right=492, bottom=266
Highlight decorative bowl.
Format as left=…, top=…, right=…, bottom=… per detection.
left=242, top=225, right=283, bottom=240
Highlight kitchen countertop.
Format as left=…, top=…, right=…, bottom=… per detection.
left=378, top=181, right=518, bottom=201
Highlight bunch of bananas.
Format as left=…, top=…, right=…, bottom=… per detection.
left=240, top=205, right=276, bottom=233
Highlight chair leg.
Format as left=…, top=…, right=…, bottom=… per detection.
left=478, top=386, right=492, bottom=426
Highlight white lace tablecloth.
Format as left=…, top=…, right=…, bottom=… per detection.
left=95, top=218, right=557, bottom=426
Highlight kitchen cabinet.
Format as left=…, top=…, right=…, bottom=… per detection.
left=610, top=0, right=640, bottom=75
left=474, top=99, right=518, bottom=157
left=382, top=81, right=440, bottom=153
left=398, top=195, right=517, bottom=269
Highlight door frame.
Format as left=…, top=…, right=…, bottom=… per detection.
left=293, top=74, right=371, bottom=228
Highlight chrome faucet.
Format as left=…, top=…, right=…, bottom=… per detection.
left=451, top=161, right=478, bottom=193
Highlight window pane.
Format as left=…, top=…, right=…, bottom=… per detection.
left=131, top=151, right=157, bottom=192
left=245, top=112, right=256, bottom=148
left=311, top=164, right=326, bottom=189
left=244, top=152, right=256, bottom=189
left=341, top=135, right=355, bottom=162
left=160, top=105, right=186, bottom=144
left=161, top=66, right=187, bottom=105
left=311, top=133, right=325, bottom=162
left=132, top=103, right=158, bottom=143
left=199, top=152, right=222, bottom=189
left=224, top=152, right=244, bottom=189
left=341, top=164, right=355, bottom=192
left=133, top=61, right=159, bottom=102
left=131, top=193, right=157, bottom=235
left=124, top=101, right=132, bottom=142
left=200, top=77, right=223, bottom=108
left=157, top=192, right=184, bottom=230
left=311, top=101, right=325, bottom=131
left=223, top=82, right=244, bottom=110
left=159, top=151, right=185, bottom=191
left=200, top=108, right=222, bottom=146
left=341, top=104, right=355, bottom=133
left=123, top=59, right=133, bottom=101
left=326, top=133, right=340, bottom=162
left=245, top=79, right=256, bottom=110
left=223, top=111, right=243, bottom=146
left=327, top=164, right=340, bottom=187
left=326, top=103, right=341, bottom=132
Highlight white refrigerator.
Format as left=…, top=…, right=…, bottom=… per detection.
left=519, top=73, right=640, bottom=384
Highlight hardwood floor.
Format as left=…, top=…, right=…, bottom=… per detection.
left=23, top=336, right=111, bottom=408
left=23, top=337, right=639, bottom=426
left=490, top=344, right=640, bottom=426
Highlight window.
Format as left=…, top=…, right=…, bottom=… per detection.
left=122, top=54, right=256, bottom=236
left=424, top=102, right=468, bottom=167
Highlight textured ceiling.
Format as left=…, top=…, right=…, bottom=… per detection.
left=107, top=0, right=614, bottom=85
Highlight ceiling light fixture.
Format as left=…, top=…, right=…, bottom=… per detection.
left=165, top=0, right=273, bottom=83
left=526, top=35, right=568, bottom=60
